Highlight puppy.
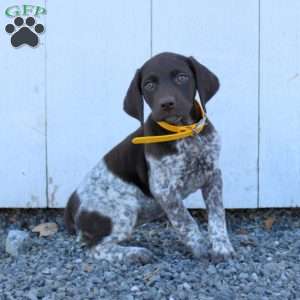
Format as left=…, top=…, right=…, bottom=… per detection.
left=64, top=52, right=235, bottom=263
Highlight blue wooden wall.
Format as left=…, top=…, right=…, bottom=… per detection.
left=0, top=0, right=299, bottom=208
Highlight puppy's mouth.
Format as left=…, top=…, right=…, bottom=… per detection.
left=164, top=115, right=183, bottom=125
left=154, top=114, right=195, bottom=125
left=164, top=112, right=196, bottom=125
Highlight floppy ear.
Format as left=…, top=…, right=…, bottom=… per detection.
left=123, top=69, right=144, bottom=124
left=187, top=56, right=220, bottom=111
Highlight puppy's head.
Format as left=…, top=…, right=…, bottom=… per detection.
left=123, top=52, right=219, bottom=125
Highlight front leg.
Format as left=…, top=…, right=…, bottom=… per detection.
left=202, top=168, right=235, bottom=261
left=155, top=193, right=207, bottom=259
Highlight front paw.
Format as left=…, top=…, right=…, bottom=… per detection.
left=210, top=242, right=235, bottom=263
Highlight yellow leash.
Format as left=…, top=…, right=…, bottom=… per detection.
left=132, top=100, right=207, bottom=144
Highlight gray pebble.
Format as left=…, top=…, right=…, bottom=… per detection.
left=5, top=230, right=30, bottom=257
left=239, top=272, right=248, bottom=280
left=130, top=285, right=140, bottom=292
left=26, top=289, right=38, bottom=300
left=251, top=272, right=258, bottom=281
left=207, top=265, right=216, bottom=275
left=214, top=289, right=236, bottom=300
left=182, top=282, right=191, bottom=290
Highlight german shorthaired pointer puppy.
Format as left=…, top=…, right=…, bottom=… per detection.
left=64, top=52, right=235, bottom=263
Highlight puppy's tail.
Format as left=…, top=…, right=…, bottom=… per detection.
left=64, top=191, right=80, bottom=235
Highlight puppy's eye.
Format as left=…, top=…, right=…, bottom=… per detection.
left=175, top=73, right=189, bottom=84
left=144, top=81, right=156, bottom=91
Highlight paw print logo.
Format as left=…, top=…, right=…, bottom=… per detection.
left=5, top=17, right=45, bottom=48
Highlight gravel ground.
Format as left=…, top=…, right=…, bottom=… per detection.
left=0, top=208, right=300, bottom=300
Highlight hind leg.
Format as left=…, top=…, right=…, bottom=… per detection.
left=75, top=193, right=156, bottom=263
left=90, top=204, right=155, bottom=263
left=77, top=207, right=155, bottom=263
left=92, top=196, right=164, bottom=263
left=68, top=159, right=158, bottom=263
left=93, top=243, right=154, bottom=264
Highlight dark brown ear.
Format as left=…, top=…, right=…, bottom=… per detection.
left=123, top=69, right=144, bottom=124
left=187, top=56, right=220, bottom=111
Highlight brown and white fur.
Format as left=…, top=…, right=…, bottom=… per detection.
left=64, top=52, right=235, bottom=263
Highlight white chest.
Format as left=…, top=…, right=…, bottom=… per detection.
left=146, top=132, right=220, bottom=199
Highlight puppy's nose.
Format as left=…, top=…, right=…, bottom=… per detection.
left=160, top=97, right=176, bottom=111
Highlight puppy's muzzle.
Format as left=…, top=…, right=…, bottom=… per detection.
left=159, top=96, right=176, bottom=112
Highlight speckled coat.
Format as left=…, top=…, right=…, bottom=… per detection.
left=64, top=119, right=234, bottom=263
left=64, top=52, right=235, bottom=263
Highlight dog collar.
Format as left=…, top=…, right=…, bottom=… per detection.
left=132, top=100, right=207, bottom=144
